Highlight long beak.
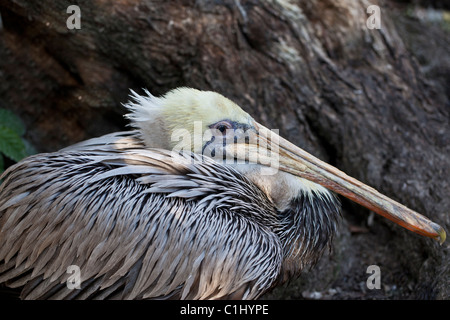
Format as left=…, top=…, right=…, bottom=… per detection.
left=224, top=122, right=446, bottom=244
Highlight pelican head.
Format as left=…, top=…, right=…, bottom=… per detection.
left=125, top=87, right=446, bottom=244
left=125, top=87, right=252, bottom=153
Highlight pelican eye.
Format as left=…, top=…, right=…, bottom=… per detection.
left=211, top=121, right=233, bottom=135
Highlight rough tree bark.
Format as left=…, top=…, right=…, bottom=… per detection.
left=0, top=0, right=448, bottom=299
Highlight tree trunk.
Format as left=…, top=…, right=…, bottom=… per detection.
left=0, top=0, right=448, bottom=299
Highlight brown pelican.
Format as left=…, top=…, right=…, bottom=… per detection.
left=0, top=88, right=445, bottom=299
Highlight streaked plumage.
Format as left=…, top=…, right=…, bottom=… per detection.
left=0, top=130, right=338, bottom=299
left=0, top=88, right=444, bottom=299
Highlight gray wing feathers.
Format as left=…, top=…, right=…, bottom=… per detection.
left=0, top=132, right=281, bottom=299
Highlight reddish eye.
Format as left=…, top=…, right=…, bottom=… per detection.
left=212, top=121, right=233, bottom=134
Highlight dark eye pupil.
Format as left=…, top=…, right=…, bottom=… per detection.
left=217, top=125, right=227, bottom=133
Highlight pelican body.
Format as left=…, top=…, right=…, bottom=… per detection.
left=0, top=88, right=445, bottom=299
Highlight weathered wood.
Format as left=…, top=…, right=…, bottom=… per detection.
left=0, top=0, right=448, bottom=299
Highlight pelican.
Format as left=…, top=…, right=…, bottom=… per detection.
left=0, top=88, right=445, bottom=300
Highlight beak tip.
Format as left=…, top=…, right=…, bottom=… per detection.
left=436, top=226, right=446, bottom=245
left=430, top=222, right=446, bottom=245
